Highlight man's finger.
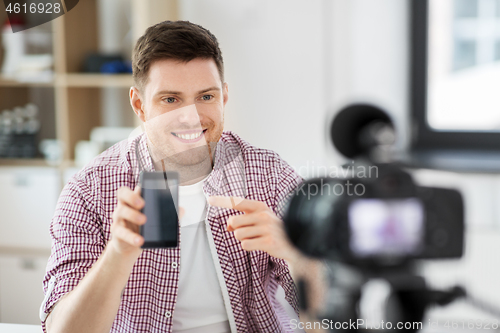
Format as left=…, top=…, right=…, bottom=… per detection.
left=240, top=238, right=263, bottom=252
left=208, top=196, right=267, bottom=213
left=233, top=225, right=265, bottom=241
left=227, top=212, right=267, bottom=231
left=114, top=224, right=143, bottom=247
left=120, top=204, right=146, bottom=226
left=117, top=186, right=144, bottom=210
left=134, top=185, right=141, bottom=194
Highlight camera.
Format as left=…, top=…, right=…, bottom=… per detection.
left=283, top=104, right=466, bottom=332
left=284, top=104, right=464, bottom=268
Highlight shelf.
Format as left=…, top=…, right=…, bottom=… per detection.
left=61, top=73, right=134, bottom=88
left=0, top=74, right=134, bottom=88
left=0, top=75, right=54, bottom=87
left=0, top=158, right=78, bottom=168
left=0, top=246, right=51, bottom=257
left=0, top=158, right=51, bottom=167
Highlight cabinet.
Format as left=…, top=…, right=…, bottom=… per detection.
left=0, top=254, right=49, bottom=325
left=0, top=167, right=59, bottom=249
left=0, top=167, right=57, bottom=323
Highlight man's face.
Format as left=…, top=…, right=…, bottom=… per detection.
left=131, top=58, right=228, bottom=167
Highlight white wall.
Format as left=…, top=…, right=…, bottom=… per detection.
left=179, top=0, right=411, bottom=172
left=180, top=0, right=331, bottom=175
left=328, top=0, right=410, bottom=152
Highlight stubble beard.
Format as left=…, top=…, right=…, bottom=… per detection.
left=147, top=120, right=224, bottom=170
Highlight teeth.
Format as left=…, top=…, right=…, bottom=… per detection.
left=174, top=131, right=203, bottom=140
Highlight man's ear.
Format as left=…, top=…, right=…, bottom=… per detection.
left=130, top=87, right=146, bottom=122
left=222, top=82, right=229, bottom=107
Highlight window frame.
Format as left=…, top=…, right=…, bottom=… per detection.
left=410, top=0, right=500, bottom=154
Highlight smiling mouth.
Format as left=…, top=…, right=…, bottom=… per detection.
left=171, top=129, right=207, bottom=141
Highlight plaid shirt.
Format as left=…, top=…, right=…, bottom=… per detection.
left=41, top=131, right=302, bottom=333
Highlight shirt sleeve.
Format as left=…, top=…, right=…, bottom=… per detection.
left=40, top=175, right=105, bottom=327
left=269, top=158, right=304, bottom=315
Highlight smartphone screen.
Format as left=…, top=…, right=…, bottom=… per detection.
left=140, top=171, right=179, bottom=248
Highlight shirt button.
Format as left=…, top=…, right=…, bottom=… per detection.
left=165, top=311, right=172, bottom=318
left=171, top=262, right=178, bottom=269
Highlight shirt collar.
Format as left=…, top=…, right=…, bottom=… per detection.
left=203, top=135, right=247, bottom=199
left=128, top=133, right=155, bottom=183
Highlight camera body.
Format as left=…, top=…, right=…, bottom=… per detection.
left=284, top=163, right=464, bottom=268
left=284, top=104, right=464, bottom=268
left=283, top=104, right=466, bottom=332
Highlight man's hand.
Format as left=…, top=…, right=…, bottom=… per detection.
left=110, top=186, right=185, bottom=257
left=110, top=186, right=146, bottom=257
left=46, top=186, right=185, bottom=333
left=207, top=196, right=301, bottom=262
left=208, top=196, right=329, bottom=333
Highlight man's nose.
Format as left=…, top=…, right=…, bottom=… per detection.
left=177, top=104, right=201, bottom=125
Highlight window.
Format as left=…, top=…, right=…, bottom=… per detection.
left=410, top=0, right=500, bottom=171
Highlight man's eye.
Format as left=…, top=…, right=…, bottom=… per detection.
left=202, top=95, right=213, bottom=101
left=164, top=97, right=177, bottom=103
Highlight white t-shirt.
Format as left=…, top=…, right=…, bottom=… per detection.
left=172, top=178, right=231, bottom=333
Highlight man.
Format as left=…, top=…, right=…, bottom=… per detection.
left=41, top=20, right=310, bottom=333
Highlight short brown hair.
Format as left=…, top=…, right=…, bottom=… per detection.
left=132, top=20, right=224, bottom=92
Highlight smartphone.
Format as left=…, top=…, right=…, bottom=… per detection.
left=139, top=171, right=179, bottom=248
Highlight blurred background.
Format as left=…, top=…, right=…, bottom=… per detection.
left=0, top=0, right=500, bottom=329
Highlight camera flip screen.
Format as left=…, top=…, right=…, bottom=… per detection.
left=348, top=198, right=424, bottom=257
